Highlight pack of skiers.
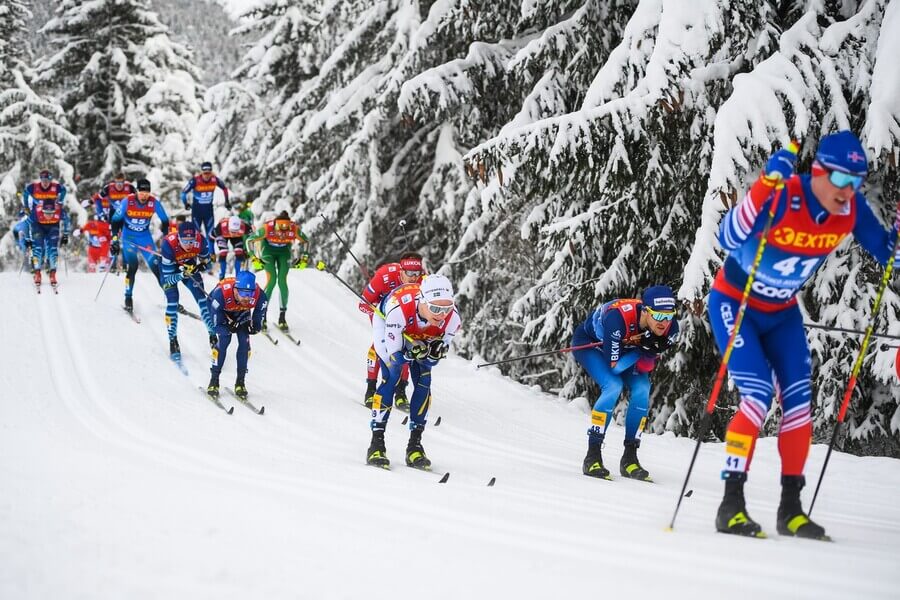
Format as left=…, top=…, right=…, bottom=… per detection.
left=10, top=129, right=893, bottom=542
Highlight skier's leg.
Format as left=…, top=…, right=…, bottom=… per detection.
left=233, top=243, right=245, bottom=274
left=212, top=327, right=232, bottom=376
left=217, top=237, right=229, bottom=280
left=46, top=228, right=60, bottom=272
left=572, top=346, right=623, bottom=446
left=407, top=360, right=433, bottom=429
left=276, top=250, right=290, bottom=309
left=371, top=355, right=406, bottom=430
left=164, top=284, right=180, bottom=339
left=619, top=370, right=652, bottom=480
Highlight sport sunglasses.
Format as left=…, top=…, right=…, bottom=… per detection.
left=827, top=169, right=864, bottom=191
left=424, top=300, right=454, bottom=316
left=645, top=306, right=676, bottom=322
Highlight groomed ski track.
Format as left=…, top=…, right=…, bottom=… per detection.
left=2, top=271, right=898, bottom=599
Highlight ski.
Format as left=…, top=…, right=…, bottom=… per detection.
left=278, top=328, right=301, bottom=346
left=487, top=477, right=496, bottom=487
left=197, top=386, right=234, bottom=414
left=123, top=306, right=141, bottom=324
left=262, top=330, right=279, bottom=346
left=170, top=354, right=189, bottom=376
left=227, top=387, right=265, bottom=415
left=401, top=415, right=441, bottom=426
left=177, top=305, right=201, bottom=320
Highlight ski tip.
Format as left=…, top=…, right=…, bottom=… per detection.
left=259, top=406, right=265, bottom=415
left=684, top=489, right=693, bottom=498
left=487, top=477, right=496, bottom=487
left=434, top=416, right=442, bottom=426
left=438, top=472, right=450, bottom=483
left=401, top=416, right=408, bottom=425
left=227, top=406, right=234, bottom=414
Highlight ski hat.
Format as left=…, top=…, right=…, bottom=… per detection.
left=177, top=221, right=198, bottom=240
left=815, top=130, right=868, bottom=176
left=641, top=285, right=676, bottom=312
left=136, top=178, right=151, bottom=192
left=201, top=161, right=213, bottom=172
left=400, top=254, right=423, bottom=272
left=228, top=216, right=242, bottom=233
left=419, top=274, right=454, bottom=303
left=235, top=270, right=256, bottom=292
left=39, top=169, right=51, bottom=179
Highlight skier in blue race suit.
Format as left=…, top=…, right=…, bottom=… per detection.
left=181, top=161, right=230, bottom=257
left=158, top=221, right=217, bottom=358
left=22, top=169, right=70, bottom=291
left=12, top=210, right=30, bottom=257
left=571, top=285, right=680, bottom=482
left=206, top=271, right=268, bottom=400
left=709, top=131, right=900, bottom=540
left=111, top=178, right=169, bottom=312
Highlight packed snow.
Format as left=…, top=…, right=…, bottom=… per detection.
left=2, top=269, right=899, bottom=599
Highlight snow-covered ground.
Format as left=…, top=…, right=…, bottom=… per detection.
left=2, top=269, right=899, bottom=599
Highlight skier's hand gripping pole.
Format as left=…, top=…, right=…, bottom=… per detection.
left=667, top=140, right=797, bottom=532
left=809, top=195, right=900, bottom=515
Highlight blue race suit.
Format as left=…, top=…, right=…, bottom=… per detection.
left=181, top=174, right=229, bottom=255
left=159, top=232, right=215, bottom=340
left=208, top=279, right=267, bottom=378
left=23, top=181, right=69, bottom=272
left=111, top=193, right=169, bottom=300
left=572, top=299, right=679, bottom=445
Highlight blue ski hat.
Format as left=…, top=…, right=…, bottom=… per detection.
left=201, top=161, right=213, bottom=172
left=235, top=270, right=256, bottom=292
left=815, top=130, right=868, bottom=176
left=177, top=221, right=198, bottom=239
left=642, top=285, right=676, bottom=312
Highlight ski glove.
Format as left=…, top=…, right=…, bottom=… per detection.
left=110, top=237, right=120, bottom=256
left=639, top=330, right=672, bottom=354
left=635, top=354, right=656, bottom=374
left=60, top=234, right=69, bottom=246
left=427, top=340, right=449, bottom=361
left=403, top=344, right=430, bottom=361
left=762, top=142, right=799, bottom=188
left=358, top=301, right=375, bottom=316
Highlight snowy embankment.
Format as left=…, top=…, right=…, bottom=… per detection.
left=1, top=270, right=898, bottom=599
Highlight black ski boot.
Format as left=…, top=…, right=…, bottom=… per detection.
left=234, top=373, right=248, bottom=400
left=776, top=475, right=830, bottom=541
left=405, top=427, right=431, bottom=470
left=207, top=373, right=220, bottom=398
left=394, top=379, right=410, bottom=412
left=278, top=308, right=288, bottom=331
left=364, top=378, right=377, bottom=409
left=366, top=429, right=389, bottom=468
left=169, top=337, right=181, bottom=357
left=716, top=472, right=765, bottom=538
left=619, top=439, right=652, bottom=482
left=124, top=296, right=134, bottom=312
left=583, top=442, right=611, bottom=479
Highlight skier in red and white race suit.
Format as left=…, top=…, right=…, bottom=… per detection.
left=358, top=252, right=425, bottom=410
left=365, top=274, right=461, bottom=471
left=79, top=215, right=112, bottom=272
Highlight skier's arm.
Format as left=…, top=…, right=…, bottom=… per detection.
left=57, top=183, right=67, bottom=205
left=61, top=207, right=71, bottom=235
left=718, top=179, right=785, bottom=251
left=852, top=194, right=897, bottom=267
left=208, top=288, right=225, bottom=328
left=600, top=310, right=640, bottom=374
left=216, top=177, right=230, bottom=206
left=374, top=305, right=406, bottom=363
left=250, top=289, right=269, bottom=332
left=159, top=243, right=182, bottom=287
left=155, top=200, right=170, bottom=233
left=110, top=202, right=125, bottom=237
left=180, top=179, right=193, bottom=208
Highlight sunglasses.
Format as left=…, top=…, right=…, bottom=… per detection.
left=827, top=169, right=864, bottom=191
left=645, top=307, right=676, bottom=322
left=424, top=300, right=454, bottom=316
left=402, top=270, right=422, bottom=278
left=235, top=288, right=254, bottom=301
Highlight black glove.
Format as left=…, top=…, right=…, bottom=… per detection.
left=224, top=200, right=232, bottom=210
left=248, top=323, right=259, bottom=335
left=25, top=239, right=32, bottom=249
left=110, top=237, right=120, bottom=256
left=403, top=344, right=429, bottom=361
left=639, top=330, right=672, bottom=354
left=427, top=339, right=449, bottom=361
left=60, top=234, right=69, bottom=246
left=226, top=319, right=241, bottom=333
left=184, top=201, right=192, bottom=210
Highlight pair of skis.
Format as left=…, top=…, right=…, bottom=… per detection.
left=262, top=325, right=301, bottom=346
left=198, top=386, right=265, bottom=415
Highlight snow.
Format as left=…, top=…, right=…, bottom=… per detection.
left=2, top=269, right=899, bottom=598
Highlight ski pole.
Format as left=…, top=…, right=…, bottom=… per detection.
left=319, top=213, right=371, bottom=280
left=475, top=342, right=604, bottom=369
left=94, top=264, right=112, bottom=301
left=809, top=200, right=900, bottom=515
left=803, top=322, right=900, bottom=344
left=667, top=174, right=785, bottom=532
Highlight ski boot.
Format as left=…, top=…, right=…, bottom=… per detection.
left=234, top=373, right=248, bottom=400
left=405, top=427, right=431, bottom=471
left=124, top=295, right=134, bottom=313
left=619, top=439, right=652, bottom=482
left=776, top=475, right=830, bottom=541
left=278, top=308, right=288, bottom=331
left=394, top=379, right=410, bottom=412
left=715, top=472, right=766, bottom=538
left=33, top=269, right=42, bottom=292
left=209, top=333, right=218, bottom=349
left=169, top=337, right=181, bottom=358
left=207, top=374, right=220, bottom=398
left=366, top=429, right=390, bottom=469
left=49, top=269, right=58, bottom=292
left=583, top=442, right=611, bottom=479
left=364, top=378, right=377, bottom=409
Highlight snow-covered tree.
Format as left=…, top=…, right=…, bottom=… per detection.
left=0, top=0, right=78, bottom=264
left=37, top=0, right=202, bottom=195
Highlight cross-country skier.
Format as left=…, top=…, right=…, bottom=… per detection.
left=207, top=271, right=268, bottom=400
left=94, top=173, right=135, bottom=222
left=572, top=285, right=679, bottom=481
left=358, top=252, right=425, bottom=410
left=79, top=215, right=112, bottom=272
left=180, top=162, right=229, bottom=256
left=111, top=178, right=169, bottom=313
left=159, top=221, right=217, bottom=358
left=709, top=131, right=900, bottom=540
left=211, top=215, right=251, bottom=280
left=12, top=209, right=30, bottom=258
left=23, top=169, right=69, bottom=292
left=366, top=274, right=461, bottom=471
left=246, top=211, right=309, bottom=331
